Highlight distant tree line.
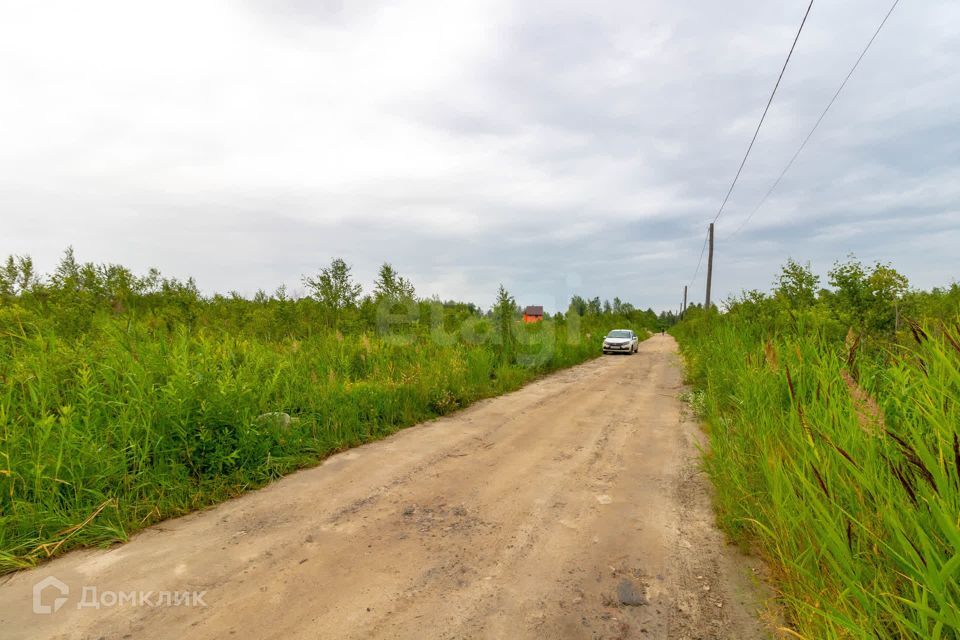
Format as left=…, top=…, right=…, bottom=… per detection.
left=680, top=255, right=959, bottom=345
left=0, top=249, right=665, bottom=341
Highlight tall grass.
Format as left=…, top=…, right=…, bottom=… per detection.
left=0, top=295, right=647, bottom=573
left=675, top=313, right=960, bottom=638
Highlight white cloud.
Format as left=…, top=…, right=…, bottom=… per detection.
left=1, top=0, right=957, bottom=311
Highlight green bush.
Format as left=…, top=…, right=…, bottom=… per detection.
left=673, top=260, right=960, bottom=639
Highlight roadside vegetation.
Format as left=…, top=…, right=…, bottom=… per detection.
left=0, top=249, right=657, bottom=573
left=673, top=257, right=960, bottom=639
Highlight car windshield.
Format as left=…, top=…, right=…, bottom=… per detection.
left=607, top=330, right=631, bottom=338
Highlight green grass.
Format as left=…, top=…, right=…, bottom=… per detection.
left=674, top=313, right=960, bottom=639
left=0, top=297, right=650, bottom=574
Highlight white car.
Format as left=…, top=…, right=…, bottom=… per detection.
left=602, top=329, right=638, bottom=355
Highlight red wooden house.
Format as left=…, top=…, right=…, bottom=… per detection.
left=523, top=305, right=544, bottom=323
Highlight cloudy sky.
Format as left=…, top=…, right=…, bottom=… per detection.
left=1, top=0, right=957, bottom=312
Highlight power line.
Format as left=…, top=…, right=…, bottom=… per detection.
left=711, top=0, right=815, bottom=225
left=728, top=0, right=901, bottom=239
left=688, top=229, right=709, bottom=286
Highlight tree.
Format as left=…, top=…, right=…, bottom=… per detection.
left=568, top=295, right=588, bottom=316
left=587, top=297, right=602, bottom=315
left=868, top=264, right=908, bottom=304
left=1, top=256, right=19, bottom=298
left=372, top=263, right=417, bottom=337
left=866, top=263, right=908, bottom=333
left=51, top=246, right=81, bottom=293
left=827, top=256, right=908, bottom=334
left=774, top=259, right=819, bottom=310
left=492, top=284, right=516, bottom=361
left=828, top=256, right=869, bottom=316
left=658, top=310, right=679, bottom=328
left=303, top=258, right=362, bottom=328
left=372, top=263, right=415, bottom=302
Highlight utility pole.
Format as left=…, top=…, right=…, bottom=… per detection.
left=705, top=222, right=714, bottom=309
left=682, top=285, right=687, bottom=319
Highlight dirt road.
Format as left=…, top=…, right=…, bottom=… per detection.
left=0, top=335, right=770, bottom=639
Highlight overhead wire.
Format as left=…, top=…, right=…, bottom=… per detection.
left=688, top=229, right=710, bottom=286
left=711, top=0, right=815, bottom=225
left=727, top=0, right=902, bottom=239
